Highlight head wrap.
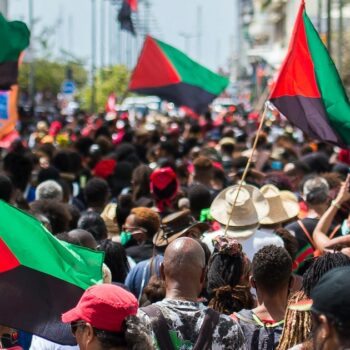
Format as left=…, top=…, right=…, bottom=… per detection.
left=150, top=167, right=178, bottom=212
left=212, top=235, right=243, bottom=257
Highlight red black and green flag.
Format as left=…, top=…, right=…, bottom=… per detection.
left=118, top=0, right=137, bottom=35
left=0, top=201, right=104, bottom=345
left=129, top=36, right=229, bottom=114
left=270, top=0, right=350, bottom=147
left=0, top=14, right=30, bottom=90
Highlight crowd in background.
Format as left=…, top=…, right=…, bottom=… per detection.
left=1, top=105, right=350, bottom=349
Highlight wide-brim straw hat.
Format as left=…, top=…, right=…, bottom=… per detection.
left=154, top=210, right=209, bottom=247
left=259, top=184, right=300, bottom=225
left=210, top=184, right=269, bottom=238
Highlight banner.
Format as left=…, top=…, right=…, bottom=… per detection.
left=0, top=85, right=19, bottom=140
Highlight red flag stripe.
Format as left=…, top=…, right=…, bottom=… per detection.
left=129, top=36, right=181, bottom=90
left=0, top=238, right=20, bottom=273
left=270, top=2, right=321, bottom=99
left=127, top=0, right=137, bottom=12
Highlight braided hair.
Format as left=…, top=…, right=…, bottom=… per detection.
left=276, top=290, right=312, bottom=350
left=207, top=236, right=253, bottom=314
left=302, top=252, right=350, bottom=297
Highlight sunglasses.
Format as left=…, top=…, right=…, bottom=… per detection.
left=71, top=321, right=87, bottom=336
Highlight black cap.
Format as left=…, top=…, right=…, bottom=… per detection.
left=311, top=266, right=350, bottom=324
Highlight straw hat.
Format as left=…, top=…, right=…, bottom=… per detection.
left=259, top=184, right=300, bottom=225
left=154, top=210, right=209, bottom=247
left=210, top=184, right=269, bottom=238
left=219, top=137, right=236, bottom=146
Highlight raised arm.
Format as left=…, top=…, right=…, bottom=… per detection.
left=313, top=174, right=350, bottom=252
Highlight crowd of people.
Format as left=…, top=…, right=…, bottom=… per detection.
left=1, top=106, right=350, bottom=349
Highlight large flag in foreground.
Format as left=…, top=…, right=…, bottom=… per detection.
left=118, top=0, right=137, bottom=35
left=0, top=201, right=104, bottom=345
left=0, top=14, right=30, bottom=90
left=129, top=36, right=229, bottom=114
left=270, top=0, right=350, bottom=146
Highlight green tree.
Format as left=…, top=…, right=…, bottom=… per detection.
left=81, top=65, right=131, bottom=112
left=18, top=59, right=88, bottom=95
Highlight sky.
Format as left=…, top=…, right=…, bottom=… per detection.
left=8, top=0, right=237, bottom=71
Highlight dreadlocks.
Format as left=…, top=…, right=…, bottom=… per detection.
left=207, top=236, right=254, bottom=315
left=208, top=284, right=255, bottom=315
left=302, top=252, right=350, bottom=297
left=276, top=290, right=312, bottom=350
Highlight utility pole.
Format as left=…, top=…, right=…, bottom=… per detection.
left=327, top=0, right=332, bottom=55
left=196, top=5, right=202, bottom=61
left=91, top=0, right=97, bottom=113
left=117, top=13, right=122, bottom=64
left=179, top=32, right=194, bottom=54
left=232, top=0, right=242, bottom=82
left=317, top=0, right=322, bottom=32
left=127, top=33, right=132, bottom=69
left=108, top=1, right=113, bottom=66
left=216, top=39, right=221, bottom=68
left=134, top=10, right=140, bottom=67
left=68, top=15, right=73, bottom=55
left=100, top=0, right=106, bottom=71
left=338, top=0, right=343, bottom=75
left=28, top=0, right=35, bottom=113
left=144, top=0, right=150, bottom=37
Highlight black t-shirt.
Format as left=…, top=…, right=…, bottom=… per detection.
left=126, top=240, right=154, bottom=263
left=286, top=218, right=340, bottom=275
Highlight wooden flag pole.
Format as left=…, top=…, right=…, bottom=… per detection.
left=224, top=102, right=269, bottom=236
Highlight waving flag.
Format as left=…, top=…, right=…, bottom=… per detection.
left=118, top=0, right=137, bottom=35
left=0, top=201, right=104, bottom=345
left=0, top=14, right=30, bottom=90
left=270, top=0, right=350, bottom=146
left=129, top=36, right=229, bottom=114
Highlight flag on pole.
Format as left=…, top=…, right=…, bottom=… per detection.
left=270, top=0, right=350, bottom=147
left=0, top=14, right=30, bottom=90
left=0, top=201, right=104, bottom=345
left=118, top=0, right=137, bottom=35
left=129, top=36, right=229, bottom=114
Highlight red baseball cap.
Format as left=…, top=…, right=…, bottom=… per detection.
left=61, top=284, right=138, bottom=333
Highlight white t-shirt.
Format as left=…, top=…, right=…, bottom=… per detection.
left=29, top=336, right=79, bottom=350
left=202, top=227, right=284, bottom=261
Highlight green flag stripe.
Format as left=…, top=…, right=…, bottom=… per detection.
left=303, top=12, right=350, bottom=144
left=0, top=14, right=30, bottom=62
left=155, top=38, right=229, bottom=96
left=0, top=201, right=103, bottom=289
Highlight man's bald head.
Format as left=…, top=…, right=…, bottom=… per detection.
left=163, top=237, right=206, bottom=280
left=68, top=229, right=97, bottom=250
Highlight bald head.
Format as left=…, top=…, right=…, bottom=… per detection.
left=164, top=237, right=205, bottom=279
left=68, top=229, right=98, bottom=250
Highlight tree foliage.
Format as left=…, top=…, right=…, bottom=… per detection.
left=81, top=65, right=131, bottom=112
left=18, top=60, right=88, bottom=95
